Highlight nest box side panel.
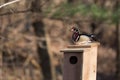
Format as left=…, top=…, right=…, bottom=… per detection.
left=82, top=46, right=98, bottom=80
left=89, top=46, right=98, bottom=80
left=82, top=49, right=91, bottom=80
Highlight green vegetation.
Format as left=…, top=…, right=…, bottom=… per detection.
left=50, top=2, right=120, bottom=23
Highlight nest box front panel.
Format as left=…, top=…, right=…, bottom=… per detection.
left=63, top=52, right=83, bottom=80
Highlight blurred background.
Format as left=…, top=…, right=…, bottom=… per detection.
left=0, top=0, right=120, bottom=80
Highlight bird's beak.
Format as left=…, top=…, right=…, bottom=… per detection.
left=71, top=28, right=74, bottom=32
left=70, top=27, right=74, bottom=32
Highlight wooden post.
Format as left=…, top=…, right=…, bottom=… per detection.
left=61, top=42, right=99, bottom=80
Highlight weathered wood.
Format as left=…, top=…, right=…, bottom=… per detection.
left=67, top=42, right=100, bottom=48
left=60, top=48, right=83, bottom=53
left=61, top=42, right=99, bottom=80
left=82, top=45, right=98, bottom=80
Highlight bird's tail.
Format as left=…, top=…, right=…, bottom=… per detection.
left=89, top=34, right=100, bottom=42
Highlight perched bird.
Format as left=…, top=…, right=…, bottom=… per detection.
left=71, top=26, right=97, bottom=44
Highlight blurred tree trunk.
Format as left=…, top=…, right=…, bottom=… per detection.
left=31, top=0, right=55, bottom=80
left=32, top=20, right=53, bottom=80
left=116, top=20, right=120, bottom=80
left=118, top=23, right=120, bottom=80
left=0, top=50, right=2, bottom=80
left=68, top=0, right=76, bottom=3
left=115, top=0, right=120, bottom=80
left=68, top=0, right=79, bottom=3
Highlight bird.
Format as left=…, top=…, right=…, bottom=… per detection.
left=70, top=26, right=98, bottom=45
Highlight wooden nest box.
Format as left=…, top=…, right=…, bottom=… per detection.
left=60, top=42, right=100, bottom=80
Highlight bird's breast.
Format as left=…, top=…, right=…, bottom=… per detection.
left=74, top=35, right=91, bottom=45
left=79, top=35, right=90, bottom=42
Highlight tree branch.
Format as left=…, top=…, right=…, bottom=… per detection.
left=0, top=0, right=20, bottom=9
left=0, top=9, right=31, bottom=16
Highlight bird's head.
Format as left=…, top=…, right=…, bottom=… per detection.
left=70, top=26, right=80, bottom=34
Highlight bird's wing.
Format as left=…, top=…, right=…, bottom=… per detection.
left=72, top=33, right=80, bottom=42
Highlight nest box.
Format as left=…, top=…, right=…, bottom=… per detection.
left=61, top=42, right=100, bottom=80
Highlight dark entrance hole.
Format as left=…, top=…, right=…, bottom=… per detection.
left=70, top=56, right=78, bottom=64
